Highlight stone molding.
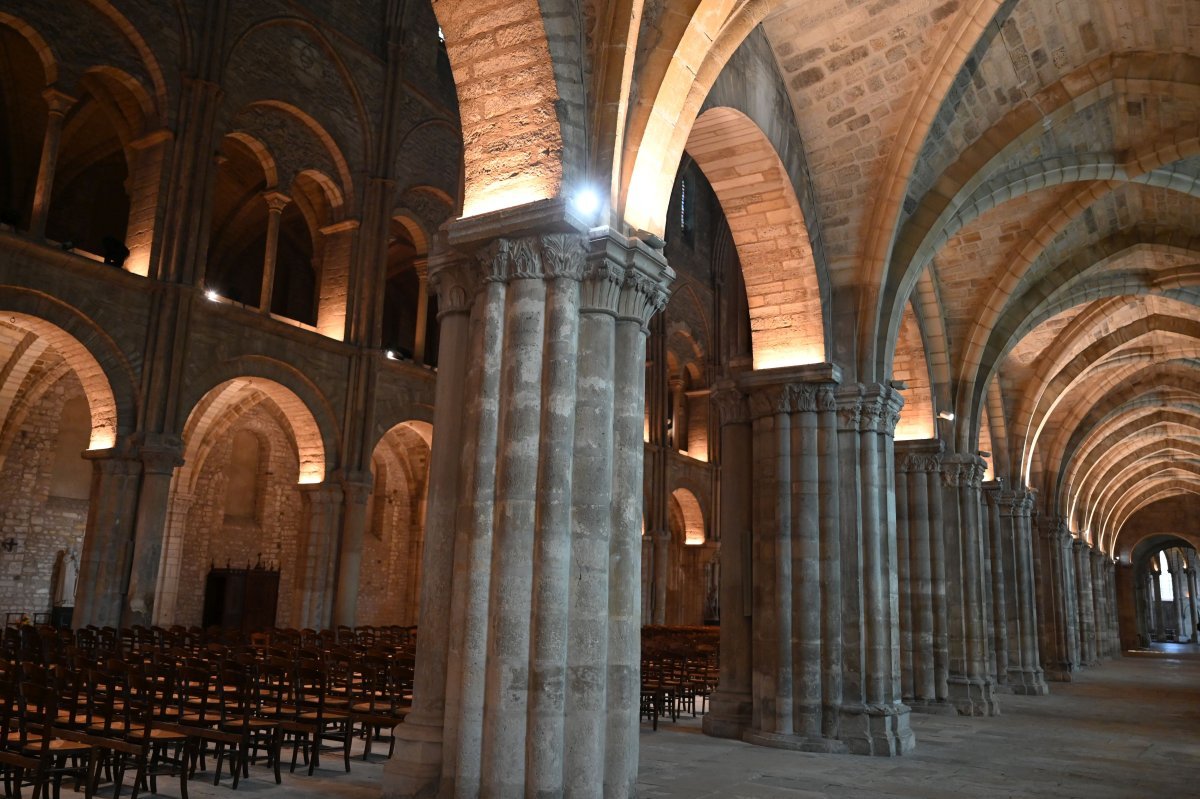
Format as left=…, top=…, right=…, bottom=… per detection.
left=709, top=382, right=749, bottom=427
left=941, top=454, right=986, bottom=489
left=835, top=383, right=903, bottom=435
left=745, top=382, right=827, bottom=419
left=997, top=489, right=1036, bottom=518
left=895, top=438, right=944, bottom=473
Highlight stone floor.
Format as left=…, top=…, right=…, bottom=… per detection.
left=156, top=652, right=1198, bottom=798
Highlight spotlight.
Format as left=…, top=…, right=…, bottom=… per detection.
left=385, top=350, right=398, bottom=361
left=572, top=188, right=601, bottom=218
left=101, top=236, right=129, bottom=267
left=205, top=289, right=220, bottom=302
left=937, top=411, right=955, bottom=421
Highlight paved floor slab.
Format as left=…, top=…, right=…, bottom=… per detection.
left=161, top=653, right=1197, bottom=798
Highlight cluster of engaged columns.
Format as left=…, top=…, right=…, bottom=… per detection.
left=703, top=371, right=913, bottom=756
left=385, top=201, right=673, bottom=798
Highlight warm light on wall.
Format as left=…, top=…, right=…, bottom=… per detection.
left=297, top=464, right=324, bottom=485
left=894, top=418, right=936, bottom=441
left=752, top=345, right=826, bottom=371
left=87, top=426, right=116, bottom=451
left=461, top=184, right=553, bottom=220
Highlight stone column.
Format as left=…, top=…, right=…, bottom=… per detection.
left=1148, top=567, right=1162, bottom=641
left=895, top=441, right=950, bottom=714
left=122, top=437, right=184, bottom=626
left=73, top=449, right=141, bottom=628
left=1090, top=549, right=1107, bottom=658
left=291, top=482, right=344, bottom=629
left=738, top=367, right=840, bottom=752
left=28, top=89, right=74, bottom=238
left=412, top=258, right=430, bottom=365
left=1188, top=566, right=1199, bottom=643
left=895, top=457, right=913, bottom=702
left=982, top=481, right=1007, bottom=689
left=1169, top=553, right=1188, bottom=643
left=835, top=382, right=914, bottom=754
left=998, top=491, right=1047, bottom=694
left=941, top=454, right=998, bottom=716
left=259, top=191, right=291, bottom=312
left=394, top=203, right=671, bottom=799
left=386, top=243, right=475, bottom=796
left=332, top=473, right=374, bottom=626
left=1074, top=540, right=1098, bottom=665
left=702, top=383, right=753, bottom=739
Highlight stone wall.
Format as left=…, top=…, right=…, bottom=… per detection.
left=170, top=404, right=302, bottom=627
left=0, top=369, right=88, bottom=620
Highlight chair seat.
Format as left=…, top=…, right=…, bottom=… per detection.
left=297, top=710, right=348, bottom=721
left=24, top=738, right=90, bottom=753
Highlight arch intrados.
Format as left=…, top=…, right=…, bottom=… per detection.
left=79, top=65, right=155, bottom=137
left=292, top=168, right=344, bottom=222
left=80, top=0, right=168, bottom=113
left=0, top=308, right=127, bottom=450
left=1068, top=419, right=1200, bottom=511
left=0, top=13, right=56, bottom=85
left=878, top=56, right=1200, bottom=376
left=249, top=100, right=353, bottom=210
left=390, top=214, right=430, bottom=258
left=1083, top=447, right=1200, bottom=534
left=1106, top=478, right=1200, bottom=552
left=670, top=487, right=705, bottom=546
left=225, top=18, right=368, bottom=174
left=1036, top=365, right=1200, bottom=497
left=180, top=377, right=324, bottom=486
left=878, top=59, right=1200, bottom=388
left=894, top=299, right=937, bottom=441
left=1119, top=524, right=1200, bottom=564
left=1018, top=315, right=1200, bottom=481
left=684, top=106, right=826, bottom=368
left=223, top=132, right=278, bottom=188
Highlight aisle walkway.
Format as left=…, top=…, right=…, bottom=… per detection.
left=638, top=655, right=1200, bottom=798
left=176, top=654, right=1197, bottom=798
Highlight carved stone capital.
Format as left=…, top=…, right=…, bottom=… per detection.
left=709, top=383, right=749, bottom=427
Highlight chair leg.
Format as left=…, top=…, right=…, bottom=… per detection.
left=343, top=724, right=351, bottom=773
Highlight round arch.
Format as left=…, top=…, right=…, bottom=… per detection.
left=0, top=292, right=137, bottom=449
left=670, top=487, right=706, bottom=546
left=684, top=107, right=826, bottom=369
left=178, top=357, right=339, bottom=484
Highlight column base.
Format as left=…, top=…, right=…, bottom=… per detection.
left=1007, top=668, right=1049, bottom=695
left=838, top=703, right=916, bottom=756
left=742, top=729, right=848, bottom=754
left=701, top=691, right=753, bottom=740
left=381, top=714, right=443, bottom=799
left=947, top=677, right=999, bottom=716
left=1043, top=661, right=1077, bottom=682
left=906, top=698, right=956, bottom=716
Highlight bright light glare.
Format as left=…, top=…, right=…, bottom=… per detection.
left=572, top=188, right=600, bottom=217
left=205, top=290, right=219, bottom=302
left=938, top=411, right=955, bottom=421
left=385, top=350, right=397, bottom=361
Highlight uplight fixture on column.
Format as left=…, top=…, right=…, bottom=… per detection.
left=937, top=410, right=955, bottom=421
left=205, top=289, right=220, bottom=302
